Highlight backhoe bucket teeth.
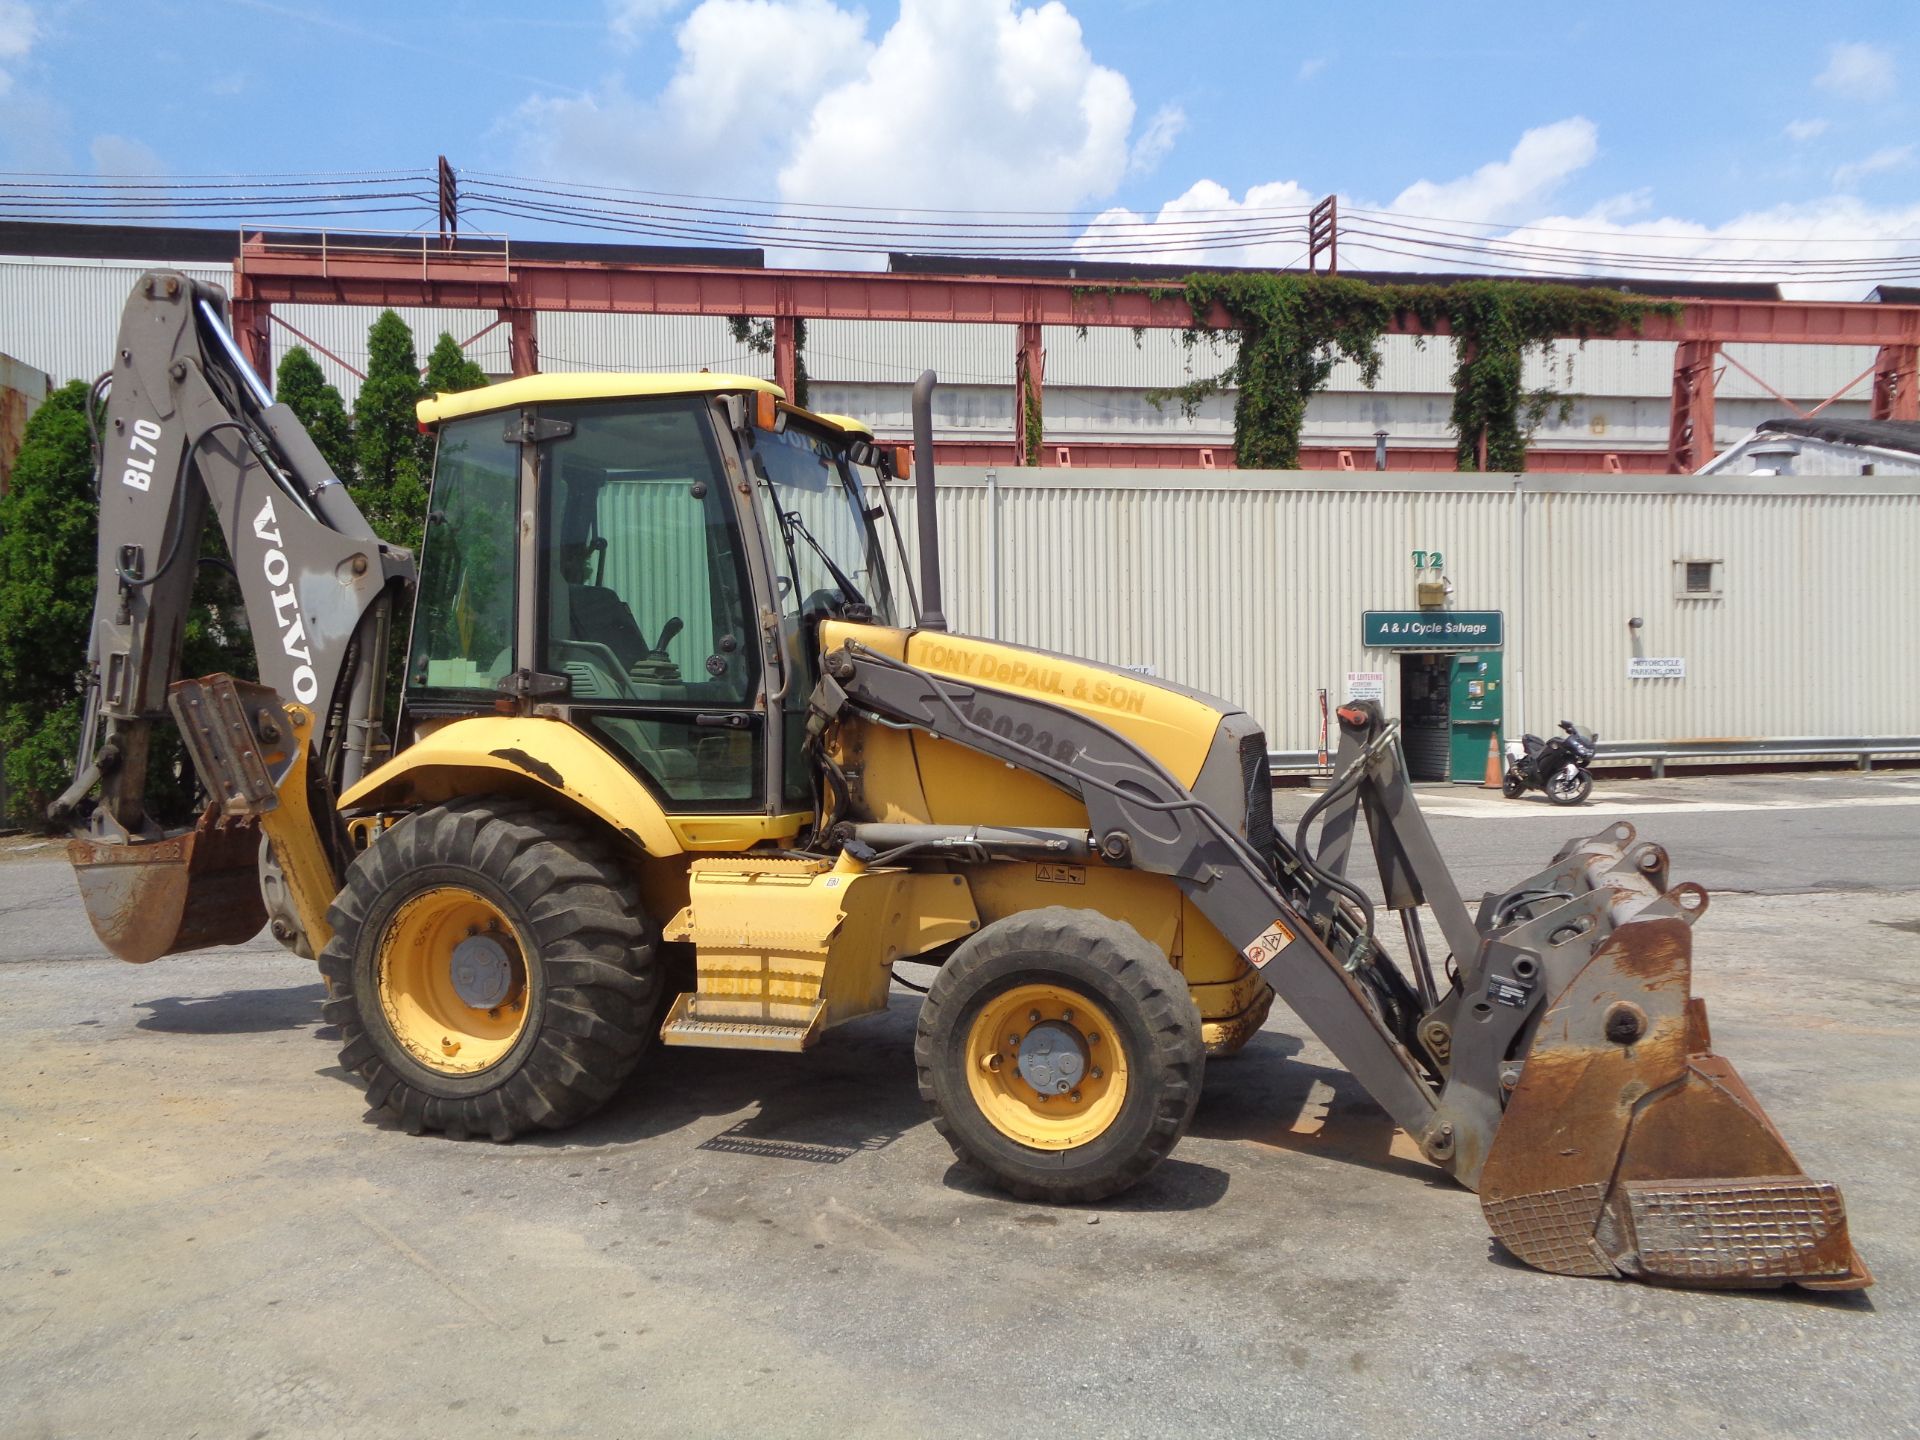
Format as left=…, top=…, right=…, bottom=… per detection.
left=1479, top=912, right=1869, bottom=1289
left=69, top=806, right=266, bottom=964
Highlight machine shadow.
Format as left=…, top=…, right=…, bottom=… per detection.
left=488, top=992, right=930, bottom=1155
left=1189, top=1027, right=1442, bottom=1184
left=137, top=982, right=326, bottom=1035
left=336, top=993, right=1443, bottom=1193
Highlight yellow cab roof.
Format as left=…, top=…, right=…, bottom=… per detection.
left=812, top=413, right=874, bottom=437
left=417, top=372, right=784, bottom=425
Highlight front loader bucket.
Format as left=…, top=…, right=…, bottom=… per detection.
left=69, top=806, right=265, bottom=964
left=1479, top=907, right=1870, bottom=1289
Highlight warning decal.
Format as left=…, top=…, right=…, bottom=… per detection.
left=1242, top=919, right=1297, bottom=969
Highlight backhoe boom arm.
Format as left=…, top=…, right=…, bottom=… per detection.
left=61, top=270, right=413, bottom=963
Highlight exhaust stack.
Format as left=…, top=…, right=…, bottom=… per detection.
left=911, top=370, right=946, bottom=632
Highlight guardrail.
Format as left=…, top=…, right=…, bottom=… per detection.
left=1591, top=736, right=1920, bottom=777
left=1269, top=736, right=1920, bottom=777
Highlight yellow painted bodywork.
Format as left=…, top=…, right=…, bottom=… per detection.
left=418, top=371, right=782, bottom=425
left=660, top=853, right=979, bottom=1050
left=815, top=621, right=1271, bottom=1054
left=260, top=702, right=339, bottom=955
left=337, top=716, right=807, bottom=856
left=812, top=413, right=874, bottom=437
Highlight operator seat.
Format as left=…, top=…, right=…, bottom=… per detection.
left=569, top=583, right=651, bottom=671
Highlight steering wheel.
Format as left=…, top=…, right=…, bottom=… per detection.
left=553, top=639, right=636, bottom=700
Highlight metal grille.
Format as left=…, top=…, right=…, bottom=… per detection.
left=1482, top=1184, right=1617, bottom=1277
left=1241, top=731, right=1276, bottom=860
left=1624, top=1178, right=1852, bottom=1281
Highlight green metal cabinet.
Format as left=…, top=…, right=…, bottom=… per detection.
left=1446, top=651, right=1503, bottom=782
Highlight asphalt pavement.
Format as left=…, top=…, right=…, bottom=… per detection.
left=2, top=771, right=1917, bottom=1439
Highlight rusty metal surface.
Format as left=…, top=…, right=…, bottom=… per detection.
left=1623, top=1177, right=1857, bottom=1285
left=69, top=807, right=264, bottom=963
left=1479, top=893, right=1870, bottom=1289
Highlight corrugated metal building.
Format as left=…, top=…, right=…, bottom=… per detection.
left=882, top=468, right=1920, bottom=762
left=0, top=244, right=1881, bottom=456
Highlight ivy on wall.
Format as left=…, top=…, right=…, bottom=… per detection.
left=1086, top=275, right=1673, bottom=471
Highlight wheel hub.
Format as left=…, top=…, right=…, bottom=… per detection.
left=1016, top=1020, right=1086, bottom=1094
left=450, top=932, right=516, bottom=1009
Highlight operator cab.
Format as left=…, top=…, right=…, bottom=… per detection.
left=409, top=375, right=905, bottom=818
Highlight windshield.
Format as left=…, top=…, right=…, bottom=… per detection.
left=750, top=423, right=897, bottom=626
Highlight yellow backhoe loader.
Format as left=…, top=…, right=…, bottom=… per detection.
left=58, top=272, right=1868, bottom=1289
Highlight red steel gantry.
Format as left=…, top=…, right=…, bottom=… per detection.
left=231, top=238, right=1920, bottom=473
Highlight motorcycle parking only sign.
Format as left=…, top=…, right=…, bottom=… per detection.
left=1627, top=657, right=1687, bottom=679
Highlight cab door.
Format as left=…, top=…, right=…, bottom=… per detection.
left=532, top=397, right=768, bottom=811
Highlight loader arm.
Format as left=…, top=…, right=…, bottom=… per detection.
left=57, top=270, right=414, bottom=964
left=822, top=646, right=1868, bottom=1289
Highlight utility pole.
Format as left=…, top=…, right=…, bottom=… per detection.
left=437, top=155, right=458, bottom=248
left=1307, top=195, right=1338, bottom=275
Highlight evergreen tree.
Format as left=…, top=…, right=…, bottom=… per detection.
left=353, top=310, right=429, bottom=555
left=423, top=332, right=489, bottom=397
left=276, top=345, right=355, bottom=483
left=0, top=382, right=96, bottom=825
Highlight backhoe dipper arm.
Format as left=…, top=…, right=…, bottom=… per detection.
left=60, top=271, right=413, bottom=962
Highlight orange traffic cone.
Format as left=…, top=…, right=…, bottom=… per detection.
left=1483, top=731, right=1504, bottom=789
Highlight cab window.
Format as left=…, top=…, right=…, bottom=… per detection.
left=537, top=398, right=762, bottom=806
left=408, top=415, right=519, bottom=696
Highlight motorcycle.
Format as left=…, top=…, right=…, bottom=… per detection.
left=1503, top=720, right=1598, bottom=806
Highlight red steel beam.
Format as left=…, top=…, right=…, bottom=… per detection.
left=234, top=244, right=1920, bottom=347
left=928, top=438, right=1670, bottom=473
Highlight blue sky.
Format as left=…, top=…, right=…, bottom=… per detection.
left=0, top=1, right=1914, bottom=288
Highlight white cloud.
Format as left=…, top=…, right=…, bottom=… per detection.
left=1784, top=117, right=1829, bottom=142
left=778, top=0, right=1138, bottom=211
left=0, top=0, right=37, bottom=95
left=1296, top=56, right=1326, bottom=82
left=1388, top=117, right=1597, bottom=223
left=1833, top=143, right=1915, bottom=189
left=90, top=134, right=164, bottom=175
left=1815, top=41, right=1895, bottom=101
left=507, top=0, right=871, bottom=194
left=1129, top=102, right=1183, bottom=175
left=1074, top=176, right=1315, bottom=267
left=1072, top=118, right=1920, bottom=298
left=608, top=0, right=696, bottom=46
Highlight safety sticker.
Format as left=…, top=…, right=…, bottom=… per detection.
left=1242, top=919, right=1297, bottom=968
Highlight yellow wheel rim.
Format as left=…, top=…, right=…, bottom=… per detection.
left=377, top=885, right=530, bottom=1076
left=963, top=983, right=1129, bottom=1151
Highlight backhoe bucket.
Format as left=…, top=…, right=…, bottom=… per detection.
left=1479, top=908, right=1870, bottom=1289
left=69, top=806, right=265, bottom=964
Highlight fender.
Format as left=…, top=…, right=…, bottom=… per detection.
left=338, top=717, right=683, bottom=856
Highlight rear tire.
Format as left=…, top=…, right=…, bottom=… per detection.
left=915, top=907, right=1203, bottom=1203
left=1501, top=771, right=1526, bottom=799
left=318, top=797, right=658, bottom=1141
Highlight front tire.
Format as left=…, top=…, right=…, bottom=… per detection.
left=1546, top=768, right=1594, bottom=806
left=318, top=797, right=658, bottom=1140
left=915, top=907, right=1203, bottom=1203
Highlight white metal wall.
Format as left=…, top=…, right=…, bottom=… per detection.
left=879, top=469, right=1920, bottom=751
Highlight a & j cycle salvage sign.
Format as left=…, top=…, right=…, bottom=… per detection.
left=1361, top=610, right=1505, bottom=649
